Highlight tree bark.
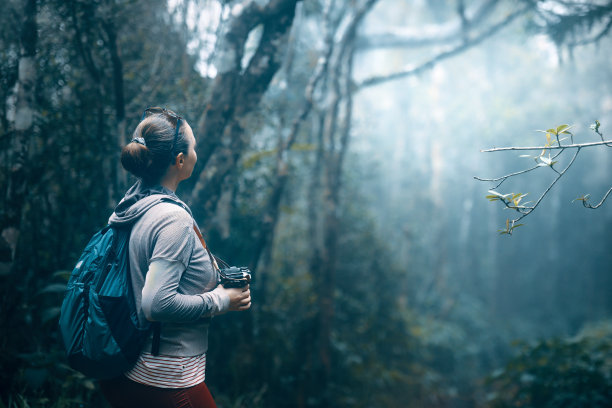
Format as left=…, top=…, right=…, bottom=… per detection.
left=102, top=15, right=127, bottom=197
left=303, top=2, right=377, bottom=405
left=187, top=0, right=299, bottom=226
left=1, top=0, right=37, bottom=275
left=248, top=5, right=334, bottom=277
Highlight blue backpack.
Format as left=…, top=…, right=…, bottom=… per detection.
left=59, top=223, right=161, bottom=379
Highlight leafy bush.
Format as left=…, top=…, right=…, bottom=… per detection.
left=485, top=323, right=612, bottom=408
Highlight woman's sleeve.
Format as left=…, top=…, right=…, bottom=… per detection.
left=140, top=208, right=229, bottom=322
left=141, top=259, right=230, bottom=322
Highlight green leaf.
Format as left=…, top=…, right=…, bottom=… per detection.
left=511, top=193, right=527, bottom=207
left=556, top=124, right=571, bottom=134
left=487, top=190, right=510, bottom=202
left=487, top=190, right=507, bottom=198
left=38, top=283, right=67, bottom=295
left=53, top=270, right=71, bottom=281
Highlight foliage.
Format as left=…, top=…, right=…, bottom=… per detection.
left=485, top=323, right=612, bottom=408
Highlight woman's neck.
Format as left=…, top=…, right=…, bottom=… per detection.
left=160, top=174, right=180, bottom=192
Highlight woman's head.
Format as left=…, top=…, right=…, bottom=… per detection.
left=121, top=108, right=196, bottom=185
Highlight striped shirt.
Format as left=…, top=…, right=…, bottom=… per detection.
left=125, top=352, right=206, bottom=388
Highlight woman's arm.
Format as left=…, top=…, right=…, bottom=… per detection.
left=140, top=207, right=250, bottom=322
left=141, top=258, right=230, bottom=322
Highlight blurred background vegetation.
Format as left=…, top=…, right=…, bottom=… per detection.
left=1, top=0, right=611, bottom=407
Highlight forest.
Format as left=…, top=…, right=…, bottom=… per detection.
left=1, top=0, right=612, bottom=407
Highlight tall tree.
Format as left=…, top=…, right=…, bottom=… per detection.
left=1, top=0, right=37, bottom=275
left=185, top=0, right=300, bottom=227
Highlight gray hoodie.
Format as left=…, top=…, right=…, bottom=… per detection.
left=109, top=181, right=229, bottom=357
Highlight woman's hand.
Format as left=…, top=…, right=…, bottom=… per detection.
left=220, top=285, right=251, bottom=311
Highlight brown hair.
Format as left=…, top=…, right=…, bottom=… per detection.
left=121, top=114, right=189, bottom=184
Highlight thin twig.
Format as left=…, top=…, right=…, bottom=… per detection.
left=474, top=164, right=540, bottom=185
left=512, top=147, right=581, bottom=224
left=474, top=150, right=564, bottom=188
left=582, top=186, right=612, bottom=209
left=593, top=125, right=612, bottom=147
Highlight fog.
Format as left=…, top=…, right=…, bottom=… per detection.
left=352, top=1, right=612, bottom=342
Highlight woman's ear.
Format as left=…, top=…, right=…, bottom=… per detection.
left=174, top=152, right=185, bottom=167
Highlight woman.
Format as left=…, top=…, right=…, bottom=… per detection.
left=99, top=107, right=251, bottom=408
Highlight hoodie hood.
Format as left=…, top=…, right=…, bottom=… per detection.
left=108, top=180, right=192, bottom=227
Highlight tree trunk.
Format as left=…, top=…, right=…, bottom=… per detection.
left=186, top=0, right=299, bottom=226
left=102, top=16, right=127, bottom=197
left=248, top=7, right=334, bottom=278
left=1, top=0, right=37, bottom=275
left=303, top=3, right=376, bottom=404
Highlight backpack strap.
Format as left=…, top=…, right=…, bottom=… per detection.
left=151, top=322, right=161, bottom=355
left=141, top=197, right=185, bottom=356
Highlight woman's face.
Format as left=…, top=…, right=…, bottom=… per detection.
left=179, top=122, right=197, bottom=181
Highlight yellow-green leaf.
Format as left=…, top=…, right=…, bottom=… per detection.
left=573, top=194, right=591, bottom=202
left=556, top=124, right=570, bottom=133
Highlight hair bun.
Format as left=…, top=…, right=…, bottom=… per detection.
left=121, top=142, right=151, bottom=179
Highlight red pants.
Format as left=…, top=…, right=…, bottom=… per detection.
left=99, top=375, right=217, bottom=408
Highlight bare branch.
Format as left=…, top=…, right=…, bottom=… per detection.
left=357, top=6, right=529, bottom=89
left=481, top=139, right=612, bottom=152
left=477, top=123, right=612, bottom=234
left=356, top=0, right=499, bottom=50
